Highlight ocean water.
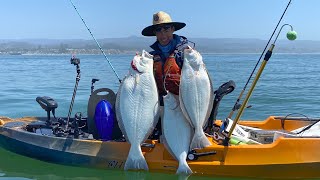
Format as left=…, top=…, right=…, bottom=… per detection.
left=0, top=53, right=319, bottom=179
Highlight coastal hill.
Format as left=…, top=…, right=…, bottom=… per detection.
left=1, top=36, right=320, bottom=55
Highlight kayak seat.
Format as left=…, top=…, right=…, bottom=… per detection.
left=87, top=88, right=122, bottom=140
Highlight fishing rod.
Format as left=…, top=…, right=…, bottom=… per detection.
left=224, top=0, right=297, bottom=145
left=227, top=0, right=292, bottom=119
left=69, top=0, right=122, bottom=83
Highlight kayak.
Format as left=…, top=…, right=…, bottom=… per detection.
left=0, top=57, right=319, bottom=179
left=1, top=115, right=320, bottom=179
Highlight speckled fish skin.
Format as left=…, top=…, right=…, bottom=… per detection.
left=179, top=48, right=213, bottom=150
left=116, top=50, right=159, bottom=171
left=162, top=92, right=193, bottom=175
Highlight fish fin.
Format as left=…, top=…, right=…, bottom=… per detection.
left=115, top=80, right=129, bottom=141
left=161, top=133, right=177, bottom=160
left=190, top=128, right=211, bottom=149
left=124, top=144, right=148, bottom=171
left=142, top=101, right=160, bottom=142
left=179, top=87, right=193, bottom=126
left=176, top=152, right=193, bottom=175
left=204, top=69, right=214, bottom=126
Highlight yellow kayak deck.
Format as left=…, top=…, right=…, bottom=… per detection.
left=1, top=116, right=320, bottom=179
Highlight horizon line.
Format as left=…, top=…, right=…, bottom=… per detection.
left=0, top=37, right=318, bottom=41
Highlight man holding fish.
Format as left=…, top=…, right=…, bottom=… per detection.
left=141, top=11, right=191, bottom=140
left=115, top=11, right=213, bottom=174
left=141, top=11, right=213, bottom=148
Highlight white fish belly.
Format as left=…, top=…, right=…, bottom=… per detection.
left=116, top=73, right=159, bottom=170
left=118, top=74, right=159, bottom=144
left=115, top=50, right=159, bottom=171
left=163, top=94, right=192, bottom=159
left=162, top=93, right=193, bottom=174
left=180, top=69, right=212, bottom=128
left=180, top=64, right=213, bottom=149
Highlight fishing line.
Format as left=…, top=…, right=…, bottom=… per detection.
left=228, top=0, right=292, bottom=119
left=69, top=0, right=122, bottom=82
left=280, top=113, right=309, bottom=130
left=281, top=113, right=320, bottom=134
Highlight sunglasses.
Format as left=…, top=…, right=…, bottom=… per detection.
left=154, top=25, right=172, bottom=33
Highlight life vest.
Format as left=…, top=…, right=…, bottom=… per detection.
left=153, top=53, right=181, bottom=95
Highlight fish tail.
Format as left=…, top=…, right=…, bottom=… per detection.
left=190, top=128, right=211, bottom=149
left=176, top=152, right=193, bottom=175
left=124, top=143, right=149, bottom=171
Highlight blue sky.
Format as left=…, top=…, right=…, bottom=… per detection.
left=0, top=0, right=318, bottom=40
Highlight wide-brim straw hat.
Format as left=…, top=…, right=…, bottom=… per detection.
left=142, top=11, right=186, bottom=37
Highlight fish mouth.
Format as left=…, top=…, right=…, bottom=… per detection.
left=184, top=48, right=198, bottom=59
left=184, top=48, right=202, bottom=67
left=130, top=50, right=152, bottom=73
left=131, top=60, right=142, bottom=73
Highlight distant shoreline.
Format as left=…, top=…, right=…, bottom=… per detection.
left=1, top=37, right=320, bottom=54
left=2, top=52, right=320, bottom=56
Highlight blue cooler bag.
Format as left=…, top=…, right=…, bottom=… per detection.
left=94, top=100, right=114, bottom=141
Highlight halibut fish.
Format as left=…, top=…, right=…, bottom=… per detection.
left=116, top=50, right=159, bottom=171
left=179, top=48, right=213, bottom=149
left=162, top=92, right=193, bottom=175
